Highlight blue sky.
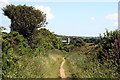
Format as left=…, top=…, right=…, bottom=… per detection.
left=0, top=0, right=118, bottom=37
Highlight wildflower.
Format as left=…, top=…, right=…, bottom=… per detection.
left=118, top=42, right=120, bottom=48
left=116, top=45, right=118, bottom=50
left=114, top=39, right=117, bottom=43
left=94, top=42, right=96, bottom=46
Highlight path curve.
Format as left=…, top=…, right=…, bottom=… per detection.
left=60, top=57, right=66, bottom=78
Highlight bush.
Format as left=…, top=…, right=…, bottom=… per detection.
left=2, top=31, right=32, bottom=78
left=97, top=30, right=120, bottom=75
left=74, top=39, right=85, bottom=47
left=65, top=52, right=118, bottom=78
left=30, top=28, right=62, bottom=51
left=63, top=45, right=74, bottom=52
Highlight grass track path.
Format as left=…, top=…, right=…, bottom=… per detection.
left=60, top=57, right=66, bottom=78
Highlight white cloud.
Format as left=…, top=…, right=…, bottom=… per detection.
left=105, top=13, right=118, bottom=21
left=105, top=13, right=118, bottom=27
left=112, top=22, right=118, bottom=27
left=34, top=5, right=54, bottom=19
left=0, top=0, right=9, bottom=8
left=90, top=17, right=95, bottom=20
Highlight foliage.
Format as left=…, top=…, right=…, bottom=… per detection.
left=2, top=4, right=119, bottom=78
left=2, top=30, right=62, bottom=78
left=62, top=45, right=74, bottom=52
left=2, top=48, right=66, bottom=78
left=0, top=26, right=6, bottom=32
left=19, top=49, right=66, bottom=78
left=69, top=38, right=76, bottom=45
left=56, top=34, right=100, bottom=45
left=2, top=5, right=47, bottom=38
left=64, top=38, right=119, bottom=78
left=83, top=37, right=100, bottom=44
left=97, top=30, right=120, bottom=64
left=62, top=39, right=86, bottom=52
left=29, top=28, right=62, bottom=51
left=96, top=30, right=120, bottom=76
left=0, top=26, right=6, bottom=40
left=74, top=39, right=85, bottom=47
left=2, top=31, right=32, bottom=78
left=64, top=52, right=118, bottom=78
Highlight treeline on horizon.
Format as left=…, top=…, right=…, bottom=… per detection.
left=1, top=4, right=120, bottom=78
left=56, top=34, right=100, bottom=44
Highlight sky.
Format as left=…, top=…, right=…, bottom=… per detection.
left=0, top=0, right=119, bottom=37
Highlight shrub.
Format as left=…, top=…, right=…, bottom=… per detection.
left=30, top=28, right=62, bottom=51
left=74, top=39, right=85, bottom=47
left=2, top=31, right=32, bottom=78
left=97, top=30, right=120, bottom=75
left=63, top=45, right=74, bottom=52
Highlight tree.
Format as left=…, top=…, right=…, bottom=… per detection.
left=30, top=28, right=62, bottom=50
left=2, top=5, right=47, bottom=38
left=0, top=26, right=6, bottom=32
left=0, top=26, right=6, bottom=40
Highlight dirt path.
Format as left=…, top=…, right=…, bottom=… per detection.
left=60, top=57, right=66, bottom=78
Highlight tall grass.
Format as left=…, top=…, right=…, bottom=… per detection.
left=64, top=51, right=118, bottom=78
left=21, top=49, right=65, bottom=78
left=4, top=49, right=67, bottom=78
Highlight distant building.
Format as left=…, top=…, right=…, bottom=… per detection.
left=62, top=38, right=70, bottom=44
left=57, top=36, right=71, bottom=44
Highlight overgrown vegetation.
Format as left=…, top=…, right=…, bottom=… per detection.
left=63, top=30, right=120, bottom=78
left=2, top=31, right=32, bottom=79
left=2, top=49, right=67, bottom=78
left=1, top=4, right=120, bottom=79
left=2, top=5, right=62, bottom=79
left=64, top=46, right=119, bottom=78
left=97, top=30, right=120, bottom=76
left=30, top=28, right=62, bottom=51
